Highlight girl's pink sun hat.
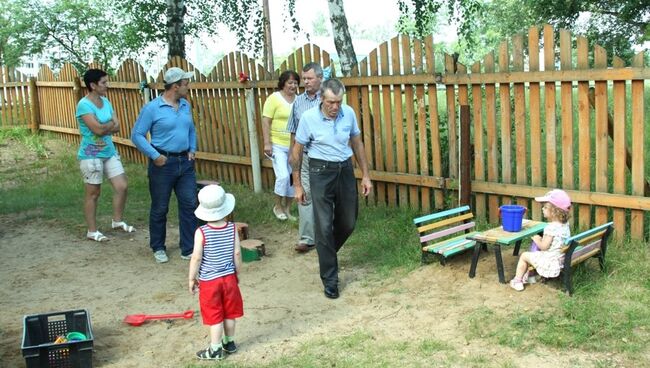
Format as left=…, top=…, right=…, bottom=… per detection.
left=535, top=189, right=571, bottom=211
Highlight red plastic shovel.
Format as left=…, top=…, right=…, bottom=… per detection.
left=123, top=310, right=194, bottom=326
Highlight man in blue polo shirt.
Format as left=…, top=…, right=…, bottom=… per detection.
left=132, top=67, right=198, bottom=264
left=290, top=78, right=372, bottom=299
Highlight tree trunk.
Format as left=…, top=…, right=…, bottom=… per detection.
left=262, top=0, right=274, bottom=72
left=327, top=0, right=357, bottom=76
left=166, top=0, right=185, bottom=58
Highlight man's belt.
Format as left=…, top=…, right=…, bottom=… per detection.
left=153, top=145, right=189, bottom=157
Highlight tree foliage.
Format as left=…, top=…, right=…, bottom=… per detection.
left=0, top=1, right=30, bottom=67
left=523, top=0, right=649, bottom=62
left=398, top=0, right=648, bottom=64
left=2, top=0, right=142, bottom=71
left=115, top=0, right=264, bottom=58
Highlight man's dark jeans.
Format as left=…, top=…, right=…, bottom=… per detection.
left=309, top=157, right=358, bottom=288
left=148, top=155, right=197, bottom=256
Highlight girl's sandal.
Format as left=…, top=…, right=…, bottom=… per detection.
left=87, top=231, right=109, bottom=242
left=112, top=220, right=135, bottom=233
left=272, top=206, right=288, bottom=221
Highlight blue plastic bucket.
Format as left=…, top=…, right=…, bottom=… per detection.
left=499, top=205, right=527, bottom=232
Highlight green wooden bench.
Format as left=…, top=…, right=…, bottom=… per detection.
left=413, top=205, right=479, bottom=265
left=531, top=222, right=614, bottom=295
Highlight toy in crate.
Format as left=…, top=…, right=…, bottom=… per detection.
left=22, top=309, right=94, bottom=368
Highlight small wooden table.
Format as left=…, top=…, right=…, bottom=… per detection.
left=468, top=220, right=547, bottom=283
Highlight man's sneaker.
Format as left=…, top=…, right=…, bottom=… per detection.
left=154, top=250, right=168, bottom=263
left=222, top=340, right=237, bottom=354
left=196, top=346, right=224, bottom=360
left=180, top=253, right=192, bottom=260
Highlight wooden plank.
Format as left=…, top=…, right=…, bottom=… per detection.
left=445, top=53, right=458, bottom=183
left=559, top=29, right=574, bottom=228
left=471, top=61, right=486, bottom=219
left=630, top=52, right=645, bottom=238
left=414, top=39, right=430, bottom=211
left=380, top=41, right=397, bottom=206
left=436, top=68, right=649, bottom=85
left=456, top=61, right=470, bottom=207
left=34, top=81, right=76, bottom=87
left=512, top=34, right=527, bottom=209
left=594, top=46, right=608, bottom=225
left=391, top=36, right=407, bottom=207
left=484, top=52, right=499, bottom=223
left=528, top=27, right=542, bottom=221
left=498, top=41, right=512, bottom=192
left=420, top=222, right=476, bottom=243
left=0, top=67, right=8, bottom=126
left=611, top=57, right=626, bottom=238
left=417, top=213, right=474, bottom=233
left=414, top=205, right=470, bottom=223
left=425, top=35, right=443, bottom=209
left=217, top=58, right=235, bottom=183
left=471, top=181, right=650, bottom=211
left=543, top=24, right=557, bottom=187
left=359, top=58, right=375, bottom=204
left=576, top=36, right=592, bottom=231
left=369, top=50, right=384, bottom=204
left=402, top=35, right=419, bottom=208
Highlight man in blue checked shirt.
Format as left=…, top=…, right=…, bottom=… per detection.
left=132, top=67, right=198, bottom=264
left=290, top=78, right=372, bottom=299
left=287, top=62, right=323, bottom=253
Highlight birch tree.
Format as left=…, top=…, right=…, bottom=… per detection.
left=327, top=0, right=357, bottom=76
left=166, top=0, right=186, bottom=58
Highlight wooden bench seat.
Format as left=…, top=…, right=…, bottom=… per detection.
left=414, top=205, right=477, bottom=265
left=530, top=222, right=614, bottom=295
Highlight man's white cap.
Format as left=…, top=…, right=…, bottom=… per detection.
left=163, top=67, right=193, bottom=84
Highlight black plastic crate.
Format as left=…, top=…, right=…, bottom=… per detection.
left=21, top=309, right=94, bottom=368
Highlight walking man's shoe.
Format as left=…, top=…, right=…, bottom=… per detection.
left=324, top=285, right=339, bottom=299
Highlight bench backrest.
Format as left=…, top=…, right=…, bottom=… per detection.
left=562, top=222, right=614, bottom=266
left=413, top=205, right=475, bottom=245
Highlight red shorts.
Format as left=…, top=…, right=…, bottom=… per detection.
left=198, top=274, right=243, bottom=325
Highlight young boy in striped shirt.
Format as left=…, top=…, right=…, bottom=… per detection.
left=189, top=185, right=243, bottom=360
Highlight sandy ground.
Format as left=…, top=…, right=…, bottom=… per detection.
left=0, top=138, right=635, bottom=367
left=0, top=217, right=633, bottom=368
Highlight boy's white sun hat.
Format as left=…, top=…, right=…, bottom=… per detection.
left=195, top=185, right=235, bottom=222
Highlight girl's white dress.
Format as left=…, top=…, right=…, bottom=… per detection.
left=528, top=222, right=571, bottom=278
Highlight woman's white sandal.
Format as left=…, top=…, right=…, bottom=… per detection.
left=87, top=231, right=109, bottom=242
left=112, top=220, right=135, bottom=233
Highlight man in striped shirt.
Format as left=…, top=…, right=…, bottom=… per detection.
left=287, top=62, right=323, bottom=253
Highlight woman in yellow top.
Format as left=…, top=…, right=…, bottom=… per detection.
left=262, top=70, right=299, bottom=220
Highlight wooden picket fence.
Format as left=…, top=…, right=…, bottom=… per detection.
left=1, top=25, right=648, bottom=240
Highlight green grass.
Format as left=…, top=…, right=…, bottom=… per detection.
left=2, top=132, right=650, bottom=366
left=463, top=238, right=650, bottom=360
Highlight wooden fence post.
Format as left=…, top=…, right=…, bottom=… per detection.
left=28, top=77, right=40, bottom=133
left=245, top=88, right=262, bottom=193
left=459, top=105, right=471, bottom=206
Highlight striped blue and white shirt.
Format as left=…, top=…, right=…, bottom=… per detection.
left=286, top=91, right=321, bottom=135
left=198, top=222, right=236, bottom=282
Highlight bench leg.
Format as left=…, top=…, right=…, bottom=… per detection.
left=469, top=243, right=482, bottom=278
left=563, top=268, right=574, bottom=296
left=494, top=244, right=505, bottom=283
left=598, top=253, right=606, bottom=271
left=513, top=240, right=522, bottom=256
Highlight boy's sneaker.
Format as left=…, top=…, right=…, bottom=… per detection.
left=509, top=279, right=524, bottom=291
left=153, top=250, right=168, bottom=263
left=222, top=340, right=237, bottom=354
left=180, top=253, right=192, bottom=260
left=196, top=346, right=225, bottom=360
